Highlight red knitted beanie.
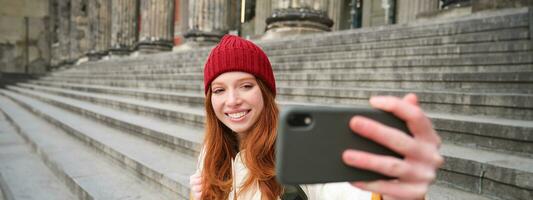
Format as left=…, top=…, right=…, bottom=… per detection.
left=204, top=35, right=276, bottom=96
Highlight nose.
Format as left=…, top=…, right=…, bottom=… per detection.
left=226, top=89, right=242, bottom=107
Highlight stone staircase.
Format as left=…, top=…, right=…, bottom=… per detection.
left=1, top=7, right=532, bottom=200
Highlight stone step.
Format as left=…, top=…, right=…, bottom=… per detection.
left=6, top=85, right=203, bottom=157
left=276, top=86, right=533, bottom=121
left=438, top=142, right=533, bottom=200
left=62, top=30, right=531, bottom=74
left=428, top=182, right=493, bottom=200
left=258, top=8, right=530, bottom=51
left=48, top=70, right=533, bottom=85
left=59, top=15, right=531, bottom=74
left=38, top=76, right=533, bottom=120
left=28, top=79, right=533, bottom=120
left=0, top=92, right=184, bottom=200
left=276, top=72, right=533, bottom=93
left=3, top=87, right=531, bottom=200
left=428, top=112, right=533, bottom=159
left=267, top=40, right=533, bottom=63
left=0, top=112, right=77, bottom=200
left=264, top=30, right=531, bottom=57
left=0, top=174, right=6, bottom=200
left=16, top=83, right=205, bottom=123
left=272, top=51, right=533, bottom=73
left=31, top=80, right=204, bottom=105
left=63, top=8, right=529, bottom=72
left=44, top=70, right=533, bottom=93
left=16, top=83, right=533, bottom=157
left=61, top=62, right=533, bottom=78
left=59, top=51, right=533, bottom=76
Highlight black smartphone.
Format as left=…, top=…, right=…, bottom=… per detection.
left=276, top=105, right=412, bottom=184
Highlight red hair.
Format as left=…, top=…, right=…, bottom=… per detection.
left=201, top=79, right=282, bottom=200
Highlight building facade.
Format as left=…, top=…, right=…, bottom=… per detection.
left=1, top=0, right=532, bottom=73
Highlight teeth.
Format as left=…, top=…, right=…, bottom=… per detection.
left=227, top=111, right=247, bottom=119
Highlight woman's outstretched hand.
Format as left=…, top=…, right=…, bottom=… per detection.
left=342, top=93, right=444, bottom=200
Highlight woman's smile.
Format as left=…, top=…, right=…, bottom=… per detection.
left=225, top=109, right=251, bottom=120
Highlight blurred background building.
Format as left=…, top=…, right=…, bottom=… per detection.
left=3, top=0, right=531, bottom=72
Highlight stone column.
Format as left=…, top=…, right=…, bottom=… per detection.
left=70, top=0, right=91, bottom=60
left=263, top=0, right=333, bottom=39
left=96, top=0, right=111, bottom=55
left=58, top=0, right=72, bottom=63
left=184, top=0, right=231, bottom=46
left=396, top=0, right=439, bottom=24
left=110, top=0, right=138, bottom=55
left=87, top=0, right=111, bottom=59
left=87, top=0, right=96, bottom=58
left=382, top=0, right=396, bottom=24
left=327, top=0, right=343, bottom=31
left=254, top=0, right=273, bottom=35
left=137, top=0, right=175, bottom=53
left=173, top=0, right=186, bottom=46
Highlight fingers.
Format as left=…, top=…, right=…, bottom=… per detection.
left=369, top=95, right=441, bottom=146
left=345, top=93, right=444, bottom=199
left=352, top=180, right=428, bottom=200
left=190, top=173, right=202, bottom=186
left=343, top=150, right=436, bottom=182
left=349, top=116, right=442, bottom=166
left=403, top=93, right=419, bottom=106
left=190, top=173, right=202, bottom=199
left=193, top=191, right=202, bottom=200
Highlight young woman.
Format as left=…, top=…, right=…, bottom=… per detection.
left=190, top=35, right=443, bottom=200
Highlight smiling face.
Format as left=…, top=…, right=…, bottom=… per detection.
left=210, top=72, right=264, bottom=136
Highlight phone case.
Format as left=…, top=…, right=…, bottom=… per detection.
left=276, top=105, right=411, bottom=184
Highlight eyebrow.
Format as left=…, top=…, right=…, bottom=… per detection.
left=211, top=77, right=256, bottom=86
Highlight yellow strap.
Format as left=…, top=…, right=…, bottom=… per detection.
left=371, top=193, right=428, bottom=200
left=371, top=193, right=382, bottom=200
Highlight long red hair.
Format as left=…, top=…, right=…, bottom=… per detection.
left=201, top=78, right=282, bottom=200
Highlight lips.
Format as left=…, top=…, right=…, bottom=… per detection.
left=225, top=110, right=250, bottom=120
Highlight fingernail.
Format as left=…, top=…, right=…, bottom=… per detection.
left=344, top=150, right=359, bottom=163
left=352, top=117, right=367, bottom=129
left=425, top=170, right=436, bottom=180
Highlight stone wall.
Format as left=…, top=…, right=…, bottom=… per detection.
left=0, top=0, right=50, bottom=74
left=472, top=0, right=533, bottom=12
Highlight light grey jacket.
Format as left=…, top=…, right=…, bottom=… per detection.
left=195, top=149, right=373, bottom=200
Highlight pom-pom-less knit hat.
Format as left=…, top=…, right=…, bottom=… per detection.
left=204, top=35, right=276, bottom=96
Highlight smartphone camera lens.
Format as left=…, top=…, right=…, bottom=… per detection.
left=287, top=113, right=313, bottom=127
left=304, top=117, right=312, bottom=125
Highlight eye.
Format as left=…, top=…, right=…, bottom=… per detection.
left=242, top=83, right=254, bottom=89
left=212, top=88, right=225, bottom=94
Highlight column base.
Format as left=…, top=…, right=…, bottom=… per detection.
left=184, top=30, right=225, bottom=46
left=136, top=39, right=173, bottom=53
left=264, top=8, right=333, bottom=39
left=75, top=56, right=90, bottom=65
left=109, top=47, right=133, bottom=56
left=262, top=23, right=330, bottom=40
left=86, top=51, right=108, bottom=61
